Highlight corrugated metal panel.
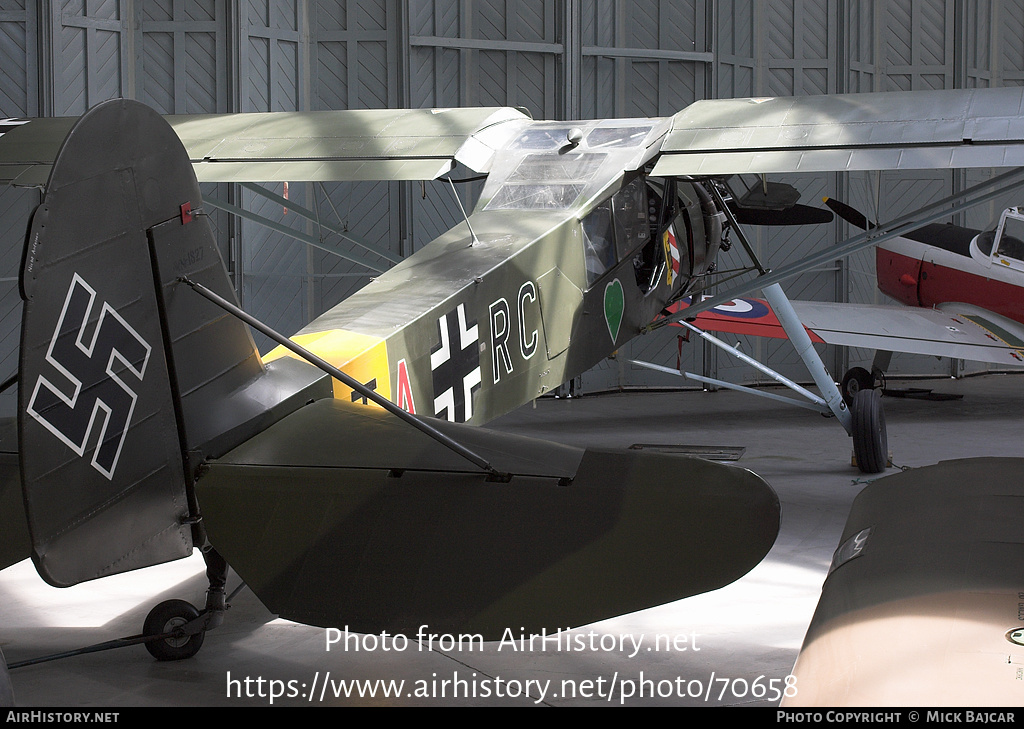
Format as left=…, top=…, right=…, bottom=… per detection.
left=308, top=0, right=401, bottom=318
left=0, top=2, right=36, bottom=410
left=138, top=0, right=226, bottom=115
left=238, top=1, right=307, bottom=350
left=51, top=0, right=129, bottom=115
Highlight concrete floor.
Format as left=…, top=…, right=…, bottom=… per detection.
left=2, top=373, right=1022, bottom=706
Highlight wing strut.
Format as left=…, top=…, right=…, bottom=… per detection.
left=238, top=182, right=402, bottom=264
left=177, top=277, right=507, bottom=479
left=202, top=195, right=389, bottom=273
left=760, top=284, right=853, bottom=431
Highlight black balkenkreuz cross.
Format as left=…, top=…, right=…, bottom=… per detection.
left=350, top=378, right=377, bottom=404
left=430, top=303, right=481, bottom=423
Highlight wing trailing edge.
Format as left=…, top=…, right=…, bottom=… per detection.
left=671, top=296, right=1024, bottom=368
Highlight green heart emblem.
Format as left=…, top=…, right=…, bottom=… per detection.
left=604, top=279, right=624, bottom=343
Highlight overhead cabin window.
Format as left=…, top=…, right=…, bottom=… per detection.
left=511, top=127, right=576, bottom=150
left=484, top=153, right=606, bottom=211
left=582, top=201, right=615, bottom=287
left=487, top=183, right=585, bottom=210
left=585, top=126, right=653, bottom=149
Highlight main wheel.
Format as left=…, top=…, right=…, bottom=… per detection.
left=841, top=366, right=875, bottom=407
left=851, top=389, right=888, bottom=474
left=143, top=599, right=205, bottom=661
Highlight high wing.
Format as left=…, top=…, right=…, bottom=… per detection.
left=4, top=87, right=1024, bottom=190
left=652, top=87, right=1024, bottom=177
left=0, top=106, right=531, bottom=186
left=672, top=296, right=1024, bottom=369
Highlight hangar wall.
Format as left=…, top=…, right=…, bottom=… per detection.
left=0, top=0, right=1021, bottom=401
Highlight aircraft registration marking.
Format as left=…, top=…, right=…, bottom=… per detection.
left=396, top=358, right=415, bottom=414
left=487, top=281, right=539, bottom=384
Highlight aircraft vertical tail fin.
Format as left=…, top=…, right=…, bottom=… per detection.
left=17, top=99, right=327, bottom=587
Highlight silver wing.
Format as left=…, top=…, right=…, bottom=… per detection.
left=652, top=87, right=1024, bottom=176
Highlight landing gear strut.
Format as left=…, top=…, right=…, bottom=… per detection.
left=141, top=546, right=232, bottom=661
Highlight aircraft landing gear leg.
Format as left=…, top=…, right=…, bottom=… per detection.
left=851, top=389, right=888, bottom=474
left=203, top=546, right=229, bottom=630
left=141, top=547, right=231, bottom=661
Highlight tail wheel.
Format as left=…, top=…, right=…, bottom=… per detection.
left=143, top=599, right=205, bottom=661
left=852, top=389, right=888, bottom=474
left=841, top=367, right=875, bottom=407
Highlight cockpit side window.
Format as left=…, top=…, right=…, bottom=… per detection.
left=582, top=201, right=615, bottom=287
left=613, top=177, right=650, bottom=261
left=997, top=216, right=1024, bottom=262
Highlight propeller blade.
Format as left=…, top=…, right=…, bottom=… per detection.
left=731, top=203, right=834, bottom=226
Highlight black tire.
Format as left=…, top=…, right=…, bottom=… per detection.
left=852, top=389, right=888, bottom=474
left=841, top=366, right=875, bottom=407
left=143, top=599, right=205, bottom=661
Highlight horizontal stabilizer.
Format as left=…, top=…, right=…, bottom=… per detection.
left=786, top=458, right=1024, bottom=706
left=197, top=399, right=780, bottom=639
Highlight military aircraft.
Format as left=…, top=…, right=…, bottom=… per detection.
left=2, top=85, right=1024, bottom=672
